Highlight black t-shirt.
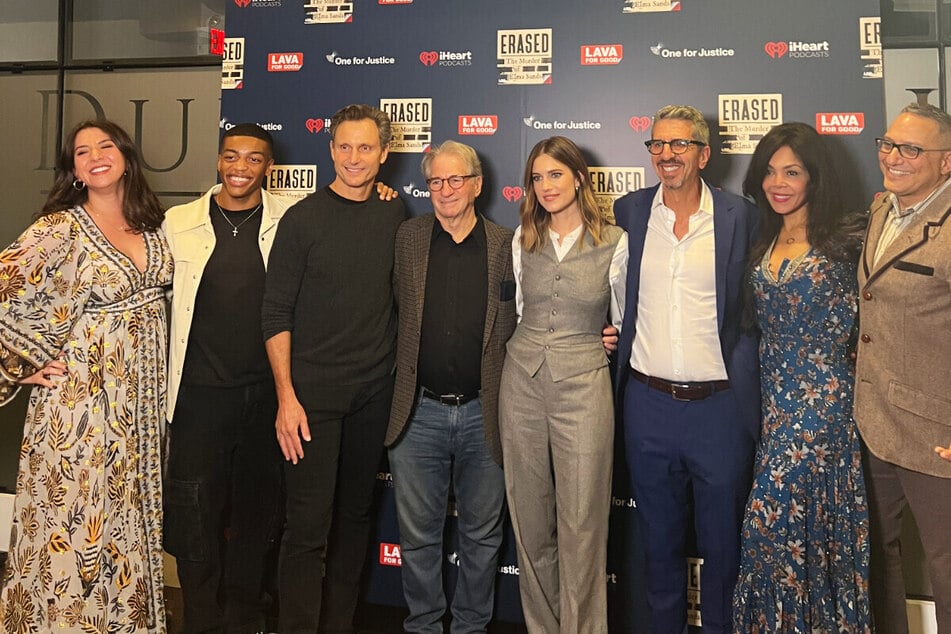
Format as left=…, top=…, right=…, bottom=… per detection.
left=181, top=198, right=271, bottom=387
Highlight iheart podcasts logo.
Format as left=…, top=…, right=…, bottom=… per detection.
left=305, top=119, right=324, bottom=134
left=764, top=42, right=788, bottom=59
left=419, top=51, right=438, bottom=66
left=628, top=116, right=651, bottom=132
left=502, top=187, right=523, bottom=203
left=234, top=0, right=251, bottom=7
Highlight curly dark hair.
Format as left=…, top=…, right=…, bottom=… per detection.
left=40, top=120, right=164, bottom=233
left=744, top=122, right=866, bottom=267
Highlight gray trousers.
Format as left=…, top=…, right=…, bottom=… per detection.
left=499, top=358, right=613, bottom=634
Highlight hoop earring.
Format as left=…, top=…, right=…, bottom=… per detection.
left=72, top=179, right=86, bottom=191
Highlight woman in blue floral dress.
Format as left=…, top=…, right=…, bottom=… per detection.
left=732, top=123, right=873, bottom=632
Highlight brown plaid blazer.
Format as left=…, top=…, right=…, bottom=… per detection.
left=385, top=213, right=516, bottom=465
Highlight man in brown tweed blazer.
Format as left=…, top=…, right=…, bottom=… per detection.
left=385, top=140, right=517, bottom=632
left=856, top=102, right=951, bottom=633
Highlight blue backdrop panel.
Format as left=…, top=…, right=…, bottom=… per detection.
left=221, top=0, right=883, bottom=628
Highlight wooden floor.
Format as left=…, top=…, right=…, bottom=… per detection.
left=163, top=586, right=528, bottom=633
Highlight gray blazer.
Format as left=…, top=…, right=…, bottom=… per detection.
left=385, top=213, right=517, bottom=465
left=854, top=187, right=951, bottom=478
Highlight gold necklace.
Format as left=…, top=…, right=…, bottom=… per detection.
left=86, top=205, right=130, bottom=233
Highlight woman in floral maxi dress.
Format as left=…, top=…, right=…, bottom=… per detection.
left=0, top=120, right=172, bottom=633
left=732, top=123, right=872, bottom=633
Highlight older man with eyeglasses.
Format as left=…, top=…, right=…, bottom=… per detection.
left=612, top=104, right=761, bottom=634
left=384, top=140, right=517, bottom=633
left=856, top=101, right=951, bottom=633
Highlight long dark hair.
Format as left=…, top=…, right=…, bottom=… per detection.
left=40, top=120, right=164, bottom=233
left=744, top=122, right=865, bottom=266
left=519, top=136, right=607, bottom=253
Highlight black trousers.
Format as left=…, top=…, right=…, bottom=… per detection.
left=164, top=381, right=283, bottom=634
left=278, top=373, right=394, bottom=634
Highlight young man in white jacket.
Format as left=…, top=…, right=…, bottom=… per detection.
left=163, top=123, right=292, bottom=633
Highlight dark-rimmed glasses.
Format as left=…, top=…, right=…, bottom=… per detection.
left=426, top=174, right=477, bottom=191
left=875, top=137, right=951, bottom=160
left=644, top=139, right=706, bottom=155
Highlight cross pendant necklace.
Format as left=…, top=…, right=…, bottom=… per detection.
left=216, top=200, right=262, bottom=237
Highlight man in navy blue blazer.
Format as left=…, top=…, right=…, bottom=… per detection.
left=613, top=105, right=760, bottom=633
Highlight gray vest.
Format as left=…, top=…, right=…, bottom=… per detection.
left=507, top=224, right=623, bottom=382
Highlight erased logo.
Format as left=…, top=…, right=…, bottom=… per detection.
left=458, top=115, right=498, bottom=136
left=268, top=52, right=303, bottom=72
left=816, top=112, right=865, bottom=135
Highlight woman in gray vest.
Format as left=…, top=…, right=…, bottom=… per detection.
left=500, top=136, right=628, bottom=633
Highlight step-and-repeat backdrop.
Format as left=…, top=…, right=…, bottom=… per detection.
left=220, top=1, right=884, bottom=628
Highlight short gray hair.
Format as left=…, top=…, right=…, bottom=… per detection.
left=899, top=102, right=951, bottom=142
left=653, top=104, right=710, bottom=145
left=420, top=140, right=483, bottom=178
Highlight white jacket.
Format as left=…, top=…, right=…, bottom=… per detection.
left=163, top=185, right=294, bottom=421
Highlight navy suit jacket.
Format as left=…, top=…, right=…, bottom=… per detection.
left=613, top=183, right=761, bottom=434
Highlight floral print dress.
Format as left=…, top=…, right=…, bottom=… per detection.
left=732, top=245, right=872, bottom=633
left=0, top=207, right=172, bottom=633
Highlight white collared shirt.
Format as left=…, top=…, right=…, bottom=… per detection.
left=512, top=224, right=628, bottom=329
left=873, top=176, right=951, bottom=266
left=630, top=181, right=727, bottom=381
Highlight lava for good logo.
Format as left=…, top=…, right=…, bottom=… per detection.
left=581, top=44, right=623, bottom=66
left=502, top=186, right=523, bottom=203
left=268, top=52, right=303, bottom=72
left=629, top=116, right=651, bottom=132
left=419, top=51, right=438, bottom=66
left=379, top=543, right=402, bottom=566
left=764, top=42, right=788, bottom=59
left=234, top=0, right=251, bottom=6
left=816, top=112, right=865, bottom=135
left=305, top=118, right=325, bottom=134
left=458, top=115, right=498, bottom=135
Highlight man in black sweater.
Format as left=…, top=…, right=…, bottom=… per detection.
left=262, top=104, right=406, bottom=634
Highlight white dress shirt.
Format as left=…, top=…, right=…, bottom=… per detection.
left=512, top=224, right=629, bottom=329
left=630, top=181, right=727, bottom=381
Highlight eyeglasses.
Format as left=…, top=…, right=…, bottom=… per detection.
left=875, top=137, right=951, bottom=160
left=644, top=139, right=706, bottom=155
left=425, top=174, right=477, bottom=191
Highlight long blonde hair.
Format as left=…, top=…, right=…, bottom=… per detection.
left=519, top=136, right=607, bottom=253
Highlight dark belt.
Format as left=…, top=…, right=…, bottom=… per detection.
left=421, top=387, right=479, bottom=406
left=629, top=368, right=730, bottom=402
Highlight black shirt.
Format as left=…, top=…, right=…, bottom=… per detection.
left=181, top=197, right=271, bottom=387
left=417, top=216, right=488, bottom=396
